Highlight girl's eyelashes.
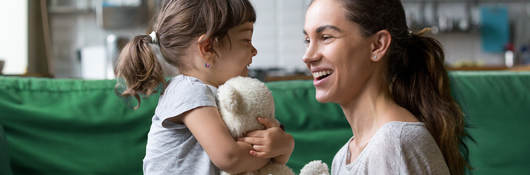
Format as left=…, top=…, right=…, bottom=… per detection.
left=303, top=36, right=310, bottom=45
left=242, top=39, right=252, bottom=44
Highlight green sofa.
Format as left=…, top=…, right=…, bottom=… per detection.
left=0, top=71, right=529, bottom=175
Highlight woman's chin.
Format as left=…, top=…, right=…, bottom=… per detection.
left=315, top=91, right=332, bottom=103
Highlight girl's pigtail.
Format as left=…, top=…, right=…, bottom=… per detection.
left=115, top=34, right=165, bottom=109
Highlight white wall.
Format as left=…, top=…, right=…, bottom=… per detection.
left=249, top=0, right=310, bottom=70
left=249, top=1, right=530, bottom=68
left=0, top=0, right=28, bottom=74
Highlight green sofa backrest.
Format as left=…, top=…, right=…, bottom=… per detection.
left=0, top=71, right=529, bottom=175
left=0, top=78, right=158, bottom=175
left=449, top=71, right=530, bottom=175
left=0, top=125, right=13, bottom=175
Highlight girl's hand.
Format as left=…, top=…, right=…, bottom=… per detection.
left=238, top=117, right=294, bottom=164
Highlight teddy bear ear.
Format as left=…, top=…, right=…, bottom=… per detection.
left=220, top=84, right=242, bottom=114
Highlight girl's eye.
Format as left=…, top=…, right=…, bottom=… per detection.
left=304, top=37, right=310, bottom=45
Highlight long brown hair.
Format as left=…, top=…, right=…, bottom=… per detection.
left=115, top=0, right=256, bottom=108
left=336, top=0, right=471, bottom=174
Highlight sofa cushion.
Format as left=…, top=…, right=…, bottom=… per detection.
left=0, top=125, right=13, bottom=175
left=0, top=77, right=158, bottom=175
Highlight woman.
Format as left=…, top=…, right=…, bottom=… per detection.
left=302, top=0, right=470, bottom=174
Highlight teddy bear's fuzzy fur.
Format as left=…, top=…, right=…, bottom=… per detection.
left=217, top=76, right=277, bottom=138
left=217, top=76, right=293, bottom=175
left=217, top=76, right=329, bottom=175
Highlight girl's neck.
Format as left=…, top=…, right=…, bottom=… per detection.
left=181, top=69, right=221, bottom=88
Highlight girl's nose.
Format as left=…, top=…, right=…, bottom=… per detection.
left=251, top=45, right=257, bottom=57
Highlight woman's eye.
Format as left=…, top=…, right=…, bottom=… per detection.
left=321, top=35, right=333, bottom=40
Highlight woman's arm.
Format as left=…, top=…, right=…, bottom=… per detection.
left=180, top=106, right=270, bottom=174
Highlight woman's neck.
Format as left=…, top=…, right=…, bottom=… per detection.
left=340, top=82, right=418, bottom=145
left=341, top=85, right=391, bottom=145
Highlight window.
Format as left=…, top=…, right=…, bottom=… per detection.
left=0, top=0, right=28, bottom=74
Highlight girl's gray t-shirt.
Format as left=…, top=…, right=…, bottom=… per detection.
left=143, top=75, right=219, bottom=175
left=331, top=122, right=450, bottom=175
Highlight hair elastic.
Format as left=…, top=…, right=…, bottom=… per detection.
left=149, top=31, right=158, bottom=44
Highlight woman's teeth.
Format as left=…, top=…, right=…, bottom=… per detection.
left=312, top=70, right=332, bottom=80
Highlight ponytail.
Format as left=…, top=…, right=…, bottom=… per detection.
left=387, top=30, right=471, bottom=175
left=115, top=35, right=165, bottom=109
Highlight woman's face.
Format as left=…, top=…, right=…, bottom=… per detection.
left=303, top=0, right=376, bottom=104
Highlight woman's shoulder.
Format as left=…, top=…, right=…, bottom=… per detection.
left=366, top=122, right=449, bottom=174
left=377, top=121, right=429, bottom=139
left=370, top=121, right=436, bottom=151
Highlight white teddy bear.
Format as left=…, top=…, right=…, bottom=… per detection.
left=217, top=76, right=329, bottom=175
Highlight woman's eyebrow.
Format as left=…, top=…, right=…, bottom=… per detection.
left=316, top=25, right=342, bottom=33
left=303, top=25, right=342, bottom=35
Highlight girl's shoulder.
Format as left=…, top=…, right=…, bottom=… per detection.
left=155, top=75, right=218, bottom=123
left=164, top=75, right=217, bottom=95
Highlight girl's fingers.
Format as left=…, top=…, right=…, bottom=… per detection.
left=257, top=117, right=280, bottom=128
left=249, top=150, right=269, bottom=158
left=237, top=137, right=264, bottom=145
left=251, top=144, right=266, bottom=152
left=245, top=130, right=265, bottom=137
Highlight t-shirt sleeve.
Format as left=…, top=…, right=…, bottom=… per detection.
left=154, top=80, right=217, bottom=128
left=366, top=124, right=449, bottom=175
left=398, top=126, right=450, bottom=175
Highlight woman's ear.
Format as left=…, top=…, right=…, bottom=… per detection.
left=197, top=35, right=216, bottom=62
left=370, top=30, right=391, bottom=62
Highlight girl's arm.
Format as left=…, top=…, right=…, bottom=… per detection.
left=180, top=106, right=270, bottom=174
left=239, top=117, right=295, bottom=164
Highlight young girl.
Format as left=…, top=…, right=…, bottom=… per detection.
left=115, top=0, right=294, bottom=174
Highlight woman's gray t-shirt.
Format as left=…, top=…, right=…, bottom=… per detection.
left=331, top=122, right=450, bottom=175
left=143, top=75, right=219, bottom=175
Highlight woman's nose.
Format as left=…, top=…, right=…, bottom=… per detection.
left=303, top=44, right=319, bottom=64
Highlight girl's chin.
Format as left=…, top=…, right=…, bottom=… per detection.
left=240, top=68, right=248, bottom=77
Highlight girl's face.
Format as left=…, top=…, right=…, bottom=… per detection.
left=212, top=22, right=257, bottom=85
left=303, top=0, right=375, bottom=104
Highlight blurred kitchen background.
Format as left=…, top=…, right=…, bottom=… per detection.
left=0, top=0, right=529, bottom=80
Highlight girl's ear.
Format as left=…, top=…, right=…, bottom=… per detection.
left=219, top=84, right=242, bottom=114
left=197, top=35, right=216, bottom=62
left=370, top=30, right=391, bottom=62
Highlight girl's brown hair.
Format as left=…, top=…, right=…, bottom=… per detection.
left=335, top=0, right=471, bottom=174
left=115, top=0, right=256, bottom=108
